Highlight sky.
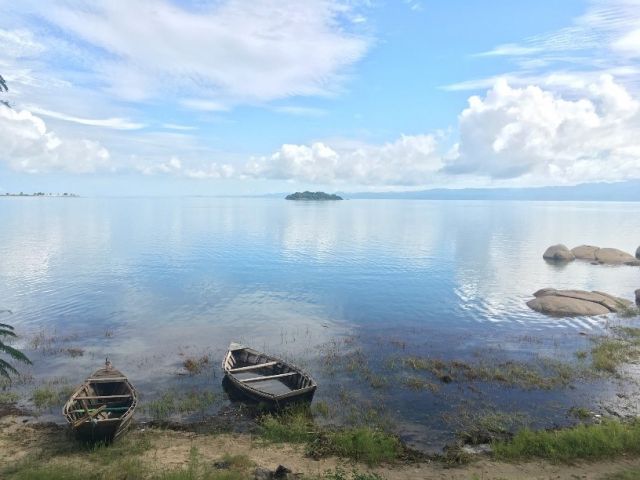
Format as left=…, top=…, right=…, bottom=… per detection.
left=1, top=0, right=640, bottom=195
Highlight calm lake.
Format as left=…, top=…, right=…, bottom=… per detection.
left=1, top=198, right=639, bottom=450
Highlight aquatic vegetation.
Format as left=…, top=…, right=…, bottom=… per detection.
left=493, top=419, right=640, bottom=462
left=32, top=386, right=66, bottom=409
left=182, top=355, right=211, bottom=375
left=568, top=406, right=592, bottom=420
left=402, top=376, right=439, bottom=392
left=143, top=390, right=218, bottom=422
left=400, top=356, right=579, bottom=389
left=0, top=391, right=19, bottom=403
left=590, top=327, right=640, bottom=373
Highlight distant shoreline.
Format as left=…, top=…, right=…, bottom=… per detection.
left=2, top=193, right=79, bottom=197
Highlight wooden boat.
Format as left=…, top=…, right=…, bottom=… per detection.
left=222, top=343, right=317, bottom=407
left=62, top=359, right=137, bottom=442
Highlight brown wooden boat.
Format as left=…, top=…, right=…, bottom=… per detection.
left=222, top=343, right=316, bottom=407
left=62, top=359, right=137, bottom=442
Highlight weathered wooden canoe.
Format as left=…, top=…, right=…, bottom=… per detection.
left=222, top=343, right=316, bottom=407
left=62, top=360, right=137, bottom=442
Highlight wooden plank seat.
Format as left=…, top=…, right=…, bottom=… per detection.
left=86, top=377, right=129, bottom=383
left=69, top=407, right=130, bottom=414
left=75, top=394, right=133, bottom=400
left=229, top=361, right=278, bottom=373
left=241, top=372, right=297, bottom=383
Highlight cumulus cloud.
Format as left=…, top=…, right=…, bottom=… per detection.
left=243, top=134, right=445, bottom=186
left=444, top=75, right=640, bottom=183
left=243, top=76, right=640, bottom=187
left=0, top=105, right=110, bottom=173
left=137, top=156, right=235, bottom=180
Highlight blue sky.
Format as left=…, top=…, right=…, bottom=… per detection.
left=1, top=0, right=639, bottom=195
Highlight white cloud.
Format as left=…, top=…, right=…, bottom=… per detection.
left=0, top=105, right=110, bottom=173
left=444, top=75, right=640, bottom=184
left=273, top=106, right=328, bottom=117
left=0, top=28, right=45, bottom=58
left=243, top=134, right=444, bottom=186
left=457, top=0, right=640, bottom=93
left=28, top=106, right=145, bottom=130
left=242, top=76, right=640, bottom=187
left=28, top=0, right=369, bottom=107
left=136, top=155, right=235, bottom=180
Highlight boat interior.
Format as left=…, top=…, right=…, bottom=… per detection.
left=225, top=348, right=314, bottom=395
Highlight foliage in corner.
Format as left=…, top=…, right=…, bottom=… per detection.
left=0, top=322, right=31, bottom=381
left=0, top=73, right=9, bottom=108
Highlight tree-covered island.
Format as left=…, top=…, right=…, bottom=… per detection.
left=285, top=191, right=343, bottom=200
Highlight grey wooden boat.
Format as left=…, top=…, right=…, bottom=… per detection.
left=62, top=360, right=137, bottom=442
left=222, top=343, right=317, bottom=407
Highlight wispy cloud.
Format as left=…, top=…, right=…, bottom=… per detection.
left=272, top=106, right=328, bottom=117
left=450, top=0, right=640, bottom=92
left=28, top=106, right=145, bottom=130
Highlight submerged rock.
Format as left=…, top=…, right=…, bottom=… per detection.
left=594, top=248, right=639, bottom=265
left=571, top=245, right=599, bottom=260
left=527, top=289, right=633, bottom=317
left=543, top=244, right=575, bottom=262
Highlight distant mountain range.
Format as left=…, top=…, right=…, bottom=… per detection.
left=342, top=181, right=640, bottom=201
left=260, top=180, right=640, bottom=201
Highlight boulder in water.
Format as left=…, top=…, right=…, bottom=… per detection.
left=543, top=245, right=575, bottom=262
left=527, top=289, right=632, bottom=317
left=571, top=245, right=599, bottom=260
left=594, top=248, right=640, bottom=265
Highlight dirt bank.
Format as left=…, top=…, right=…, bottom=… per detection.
left=2, top=415, right=640, bottom=479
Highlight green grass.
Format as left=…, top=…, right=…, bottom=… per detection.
left=311, top=427, right=401, bottom=466
left=259, top=406, right=315, bottom=443
left=4, top=443, right=247, bottom=480
left=313, top=468, right=386, bottom=480
left=259, top=406, right=403, bottom=466
left=493, top=419, right=640, bottom=462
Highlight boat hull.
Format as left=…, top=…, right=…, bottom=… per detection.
left=63, top=364, right=137, bottom=443
left=222, top=344, right=317, bottom=409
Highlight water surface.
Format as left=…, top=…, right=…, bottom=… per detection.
left=1, top=198, right=639, bottom=449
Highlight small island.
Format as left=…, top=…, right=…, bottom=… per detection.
left=285, top=191, right=343, bottom=201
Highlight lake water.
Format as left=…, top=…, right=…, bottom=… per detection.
left=1, top=198, right=639, bottom=450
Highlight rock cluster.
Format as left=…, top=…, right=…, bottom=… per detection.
left=543, top=244, right=640, bottom=265
left=527, top=289, right=632, bottom=316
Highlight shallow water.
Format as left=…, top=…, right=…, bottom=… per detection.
left=1, top=198, right=639, bottom=450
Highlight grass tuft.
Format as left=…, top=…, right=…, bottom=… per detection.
left=493, top=419, right=640, bottom=462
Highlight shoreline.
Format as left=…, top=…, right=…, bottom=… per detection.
left=3, top=414, right=640, bottom=479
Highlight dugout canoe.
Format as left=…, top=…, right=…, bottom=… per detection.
left=62, top=359, right=138, bottom=442
left=222, top=343, right=316, bottom=407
